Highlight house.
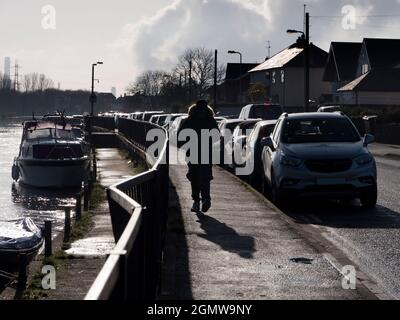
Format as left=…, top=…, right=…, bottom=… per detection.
left=217, top=63, right=259, bottom=104
left=248, top=39, right=330, bottom=111
left=325, top=38, right=400, bottom=106
left=338, top=68, right=400, bottom=105
left=323, top=42, right=362, bottom=104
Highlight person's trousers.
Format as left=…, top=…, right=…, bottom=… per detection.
left=187, top=164, right=213, bottom=202
left=191, top=180, right=211, bottom=202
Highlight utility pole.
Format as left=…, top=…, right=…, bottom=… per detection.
left=227, top=50, right=243, bottom=103
left=13, top=63, right=20, bottom=91
left=305, top=12, right=310, bottom=112
left=214, top=50, right=218, bottom=110
left=267, top=41, right=271, bottom=59
left=287, top=10, right=310, bottom=112
left=189, top=60, right=193, bottom=103
left=90, top=61, right=103, bottom=116
left=90, top=64, right=96, bottom=116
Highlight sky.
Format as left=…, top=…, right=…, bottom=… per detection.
left=1, top=0, right=400, bottom=96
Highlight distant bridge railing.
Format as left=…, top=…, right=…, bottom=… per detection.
left=91, top=116, right=116, bottom=131
left=85, top=117, right=169, bottom=300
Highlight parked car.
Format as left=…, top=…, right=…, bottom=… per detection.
left=169, top=115, right=188, bottom=145
left=317, top=106, right=343, bottom=113
left=242, top=120, right=278, bottom=189
left=164, top=113, right=186, bottom=129
left=229, top=120, right=260, bottom=170
left=260, top=112, right=377, bottom=208
left=239, top=104, right=283, bottom=121
left=129, top=112, right=143, bottom=120
left=149, top=114, right=169, bottom=126
left=149, top=115, right=159, bottom=124
left=215, top=117, right=227, bottom=125
left=141, top=111, right=165, bottom=122
left=214, top=119, right=246, bottom=166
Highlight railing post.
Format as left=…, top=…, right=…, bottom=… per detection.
left=84, top=183, right=90, bottom=212
left=44, top=221, right=52, bottom=257
left=62, top=207, right=72, bottom=244
left=75, top=192, right=82, bottom=221
left=17, top=254, right=28, bottom=294
left=92, top=150, right=97, bottom=182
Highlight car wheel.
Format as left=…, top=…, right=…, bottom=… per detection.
left=360, top=185, right=378, bottom=209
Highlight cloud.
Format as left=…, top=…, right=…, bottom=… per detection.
left=114, top=0, right=276, bottom=78
left=114, top=0, right=400, bottom=81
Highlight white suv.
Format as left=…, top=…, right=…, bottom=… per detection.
left=261, top=112, right=377, bottom=208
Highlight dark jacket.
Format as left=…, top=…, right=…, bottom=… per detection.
left=178, top=104, right=220, bottom=166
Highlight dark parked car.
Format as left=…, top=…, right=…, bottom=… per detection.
left=239, top=104, right=283, bottom=121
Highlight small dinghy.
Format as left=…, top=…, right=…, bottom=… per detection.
left=0, top=218, right=44, bottom=272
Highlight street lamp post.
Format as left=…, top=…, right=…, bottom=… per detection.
left=287, top=12, right=310, bottom=112
left=228, top=50, right=243, bottom=103
left=90, top=61, right=103, bottom=116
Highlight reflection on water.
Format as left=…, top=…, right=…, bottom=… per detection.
left=11, top=183, right=80, bottom=232
left=0, top=118, right=78, bottom=233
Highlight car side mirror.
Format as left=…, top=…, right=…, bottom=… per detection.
left=261, top=137, right=274, bottom=149
left=364, top=134, right=375, bottom=146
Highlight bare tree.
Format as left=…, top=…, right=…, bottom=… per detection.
left=31, top=73, right=39, bottom=91
left=0, top=72, right=4, bottom=90
left=175, top=47, right=225, bottom=100
left=38, top=73, right=54, bottom=91
left=22, top=74, right=32, bottom=92
left=127, top=70, right=169, bottom=96
left=21, top=73, right=54, bottom=92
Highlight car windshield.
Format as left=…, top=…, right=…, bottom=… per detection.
left=282, top=118, right=361, bottom=144
left=250, top=105, right=282, bottom=120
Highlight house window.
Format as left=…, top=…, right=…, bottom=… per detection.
left=281, top=70, right=285, bottom=83
left=362, top=64, right=369, bottom=74
left=272, top=71, right=276, bottom=84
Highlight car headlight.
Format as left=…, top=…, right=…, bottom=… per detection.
left=280, top=154, right=302, bottom=167
left=355, top=154, right=373, bottom=166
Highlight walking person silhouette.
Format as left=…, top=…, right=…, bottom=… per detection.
left=178, top=100, right=219, bottom=213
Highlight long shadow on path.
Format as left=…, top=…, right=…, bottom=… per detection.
left=195, top=212, right=256, bottom=259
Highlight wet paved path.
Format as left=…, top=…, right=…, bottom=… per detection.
left=161, top=157, right=379, bottom=300
left=42, top=149, right=134, bottom=300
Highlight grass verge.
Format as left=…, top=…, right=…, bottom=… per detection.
left=22, top=181, right=106, bottom=300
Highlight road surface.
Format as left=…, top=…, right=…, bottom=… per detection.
left=281, top=152, right=400, bottom=299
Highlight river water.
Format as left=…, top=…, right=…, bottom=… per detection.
left=0, top=118, right=77, bottom=231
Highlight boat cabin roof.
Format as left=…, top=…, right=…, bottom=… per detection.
left=24, top=121, right=73, bottom=132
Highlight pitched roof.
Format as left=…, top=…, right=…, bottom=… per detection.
left=323, top=42, right=362, bottom=82
left=364, top=38, right=400, bottom=69
left=249, top=43, right=328, bottom=72
left=249, top=47, right=303, bottom=72
left=338, top=68, right=400, bottom=92
left=225, top=63, right=259, bottom=80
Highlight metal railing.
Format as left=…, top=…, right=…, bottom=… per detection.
left=90, top=116, right=116, bottom=131
left=85, top=117, right=169, bottom=300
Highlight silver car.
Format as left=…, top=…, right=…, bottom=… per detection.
left=261, top=112, right=377, bottom=208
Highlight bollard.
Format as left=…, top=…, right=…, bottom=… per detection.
left=44, top=221, right=52, bottom=257
left=63, top=208, right=71, bottom=244
left=84, top=184, right=90, bottom=212
left=75, top=193, right=82, bottom=221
